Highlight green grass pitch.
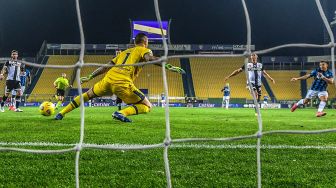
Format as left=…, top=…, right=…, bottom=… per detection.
left=0, top=107, right=336, bottom=187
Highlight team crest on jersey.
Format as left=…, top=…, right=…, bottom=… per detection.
left=8, top=61, right=21, bottom=67
left=247, top=63, right=262, bottom=71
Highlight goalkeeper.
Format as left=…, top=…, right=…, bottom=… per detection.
left=55, top=33, right=185, bottom=122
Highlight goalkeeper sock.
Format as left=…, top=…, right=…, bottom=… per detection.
left=119, top=104, right=150, bottom=116
left=56, top=101, right=62, bottom=109
left=317, top=101, right=326, bottom=112
left=60, top=93, right=89, bottom=115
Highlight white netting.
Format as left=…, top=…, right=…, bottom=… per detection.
left=0, top=0, right=335, bottom=187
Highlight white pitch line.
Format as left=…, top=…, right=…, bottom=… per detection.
left=1, top=142, right=336, bottom=150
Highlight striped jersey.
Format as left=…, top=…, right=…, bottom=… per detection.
left=309, top=68, right=333, bottom=91
left=241, top=62, right=264, bottom=86
left=4, top=60, right=22, bottom=81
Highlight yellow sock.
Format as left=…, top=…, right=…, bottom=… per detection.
left=60, top=93, right=89, bottom=115
left=119, top=104, right=150, bottom=116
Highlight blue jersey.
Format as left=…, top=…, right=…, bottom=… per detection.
left=222, top=86, right=230, bottom=96
left=309, top=68, right=333, bottom=91
left=20, top=69, right=30, bottom=85
left=264, top=96, right=268, bottom=102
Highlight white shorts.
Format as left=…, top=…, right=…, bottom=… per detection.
left=305, top=90, right=328, bottom=99
left=263, top=101, right=268, bottom=104
left=11, top=86, right=25, bottom=96
left=223, top=96, right=230, bottom=100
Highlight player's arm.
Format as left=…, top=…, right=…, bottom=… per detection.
left=224, top=68, right=243, bottom=82
left=0, top=62, right=8, bottom=80
left=263, top=70, right=275, bottom=84
left=318, top=73, right=334, bottom=84
left=53, top=78, right=59, bottom=88
left=80, top=61, right=115, bottom=84
left=146, top=53, right=186, bottom=74
left=290, top=74, right=310, bottom=81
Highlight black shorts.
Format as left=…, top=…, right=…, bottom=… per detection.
left=250, top=83, right=262, bottom=96
left=5, top=80, right=21, bottom=93
left=56, top=89, right=65, bottom=97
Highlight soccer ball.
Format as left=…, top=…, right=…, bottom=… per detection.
left=39, top=101, right=55, bottom=116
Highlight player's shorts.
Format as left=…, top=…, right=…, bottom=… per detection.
left=92, top=79, right=145, bottom=104
left=11, top=86, right=25, bottom=96
left=305, top=90, right=328, bottom=99
left=56, top=89, right=65, bottom=97
left=5, top=80, right=21, bottom=94
left=263, top=101, right=268, bottom=104
left=247, top=83, right=262, bottom=96
left=223, top=96, right=230, bottom=100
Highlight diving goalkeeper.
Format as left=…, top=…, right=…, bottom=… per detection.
left=55, top=33, right=185, bottom=122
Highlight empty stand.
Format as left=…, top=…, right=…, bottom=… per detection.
left=267, top=71, right=302, bottom=100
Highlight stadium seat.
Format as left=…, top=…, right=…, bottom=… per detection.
left=266, top=71, right=302, bottom=100
left=189, top=57, right=266, bottom=100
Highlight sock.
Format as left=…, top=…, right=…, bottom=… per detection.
left=56, top=101, right=62, bottom=109
left=60, top=93, right=89, bottom=115
left=297, top=99, right=304, bottom=106
left=11, top=95, right=16, bottom=106
left=1, top=96, right=8, bottom=107
left=15, top=96, right=20, bottom=109
left=119, top=104, right=150, bottom=116
left=318, top=101, right=326, bottom=112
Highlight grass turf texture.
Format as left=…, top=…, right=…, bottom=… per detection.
left=0, top=107, right=336, bottom=187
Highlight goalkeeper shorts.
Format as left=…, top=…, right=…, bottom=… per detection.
left=92, top=79, right=145, bottom=104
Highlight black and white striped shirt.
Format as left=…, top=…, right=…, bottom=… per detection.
left=4, top=60, right=21, bottom=81
left=241, top=62, right=264, bottom=86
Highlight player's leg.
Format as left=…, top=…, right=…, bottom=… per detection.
left=113, top=84, right=151, bottom=122
left=222, top=96, right=225, bottom=108
left=253, top=86, right=262, bottom=115
left=291, top=90, right=315, bottom=112
left=10, top=89, right=16, bottom=111
left=55, top=80, right=108, bottom=120
left=1, top=81, right=12, bottom=112
left=316, top=91, right=328, bottom=117
left=225, top=97, right=230, bottom=109
left=55, top=96, right=63, bottom=109
left=14, top=85, right=23, bottom=112
left=55, top=90, right=64, bottom=109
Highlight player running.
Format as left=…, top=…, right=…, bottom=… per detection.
left=221, top=83, right=230, bottom=109
left=290, top=61, right=334, bottom=117
left=224, top=53, right=275, bottom=113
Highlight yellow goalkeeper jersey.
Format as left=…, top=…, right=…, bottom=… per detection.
left=103, top=46, right=152, bottom=84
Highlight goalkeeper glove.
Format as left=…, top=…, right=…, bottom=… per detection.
left=80, top=74, right=94, bottom=84
left=165, top=64, right=186, bottom=74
